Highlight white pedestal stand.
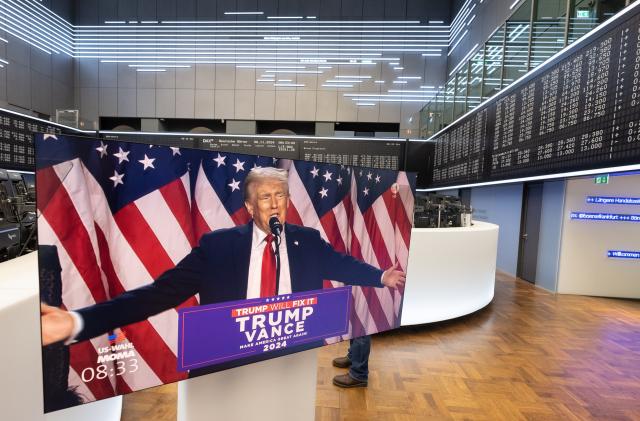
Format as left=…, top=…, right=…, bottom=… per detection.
left=178, top=348, right=318, bottom=421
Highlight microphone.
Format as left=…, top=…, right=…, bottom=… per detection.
left=269, top=216, right=282, bottom=296
left=269, top=216, right=282, bottom=237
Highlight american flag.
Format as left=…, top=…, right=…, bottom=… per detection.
left=36, top=134, right=416, bottom=403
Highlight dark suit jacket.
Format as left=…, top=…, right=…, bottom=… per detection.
left=76, top=222, right=383, bottom=342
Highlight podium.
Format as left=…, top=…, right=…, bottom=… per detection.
left=178, top=349, right=317, bottom=421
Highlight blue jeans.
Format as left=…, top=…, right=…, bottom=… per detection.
left=347, top=335, right=371, bottom=381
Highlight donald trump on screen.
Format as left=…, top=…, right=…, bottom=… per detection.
left=41, top=167, right=406, bottom=346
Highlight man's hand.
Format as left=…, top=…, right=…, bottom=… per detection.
left=381, top=262, right=406, bottom=289
left=41, top=304, right=75, bottom=346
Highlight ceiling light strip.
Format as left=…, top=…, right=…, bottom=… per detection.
left=76, top=47, right=440, bottom=53
left=0, top=23, right=53, bottom=54
left=10, top=0, right=74, bottom=34
left=75, top=40, right=448, bottom=46
left=447, top=29, right=469, bottom=55
left=274, top=83, right=305, bottom=86
left=5, top=0, right=73, bottom=41
left=28, top=0, right=74, bottom=30
left=265, top=70, right=323, bottom=73
left=322, top=84, right=353, bottom=88
left=74, top=25, right=451, bottom=31
left=1, top=7, right=72, bottom=52
left=142, top=20, right=425, bottom=24
left=335, top=75, right=372, bottom=78
left=128, top=64, right=191, bottom=68
left=349, top=98, right=433, bottom=102
left=450, top=0, right=474, bottom=29
left=0, top=4, right=72, bottom=54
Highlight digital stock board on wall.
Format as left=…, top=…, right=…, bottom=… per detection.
left=101, top=132, right=406, bottom=171
left=430, top=3, right=640, bottom=188
left=0, top=109, right=70, bottom=171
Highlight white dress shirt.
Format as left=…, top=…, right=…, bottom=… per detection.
left=245, top=224, right=292, bottom=299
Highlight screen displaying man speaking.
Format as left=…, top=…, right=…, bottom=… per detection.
left=36, top=134, right=416, bottom=412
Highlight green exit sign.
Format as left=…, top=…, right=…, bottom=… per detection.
left=594, top=174, right=609, bottom=184
left=576, top=9, right=590, bottom=18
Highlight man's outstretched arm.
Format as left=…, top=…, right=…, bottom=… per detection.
left=40, top=244, right=210, bottom=346
left=318, top=234, right=406, bottom=289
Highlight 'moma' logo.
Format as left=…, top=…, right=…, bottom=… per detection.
left=97, top=350, right=135, bottom=363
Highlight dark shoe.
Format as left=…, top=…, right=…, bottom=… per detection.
left=332, top=373, right=367, bottom=388
left=332, top=356, right=352, bottom=368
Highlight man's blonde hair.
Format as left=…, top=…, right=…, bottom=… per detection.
left=243, top=167, right=289, bottom=201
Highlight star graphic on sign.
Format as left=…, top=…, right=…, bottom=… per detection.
left=363, top=187, right=369, bottom=196
left=96, top=141, right=108, bottom=158
left=170, top=147, right=181, bottom=156
left=252, top=163, right=262, bottom=169
left=310, top=166, right=319, bottom=178
left=366, top=172, right=373, bottom=181
left=138, top=154, right=156, bottom=170
left=113, top=147, right=130, bottom=164
left=228, top=178, right=241, bottom=192
left=375, top=175, right=381, bottom=183
left=232, top=158, right=246, bottom=173
left=337, top=176, right=343, bottom=186
left=109, top=170, right=124, bottom=187
left=319, top=187, right=328, bottom=198
left=322, top=170, right=333, bottom=182
left=213, top=153, right=226, bottom=168
left=43, top=134, right=58, bottom=140
left=273, top=158, right=278, bottom=164
left=359, top=170, right=363, bottom=177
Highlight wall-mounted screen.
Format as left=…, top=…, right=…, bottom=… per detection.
left=430, top=3, right=640, bottom=188
left=35, top=134, right=416, bottom=413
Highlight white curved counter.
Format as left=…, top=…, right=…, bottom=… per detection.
left=401, top=221, right=499, bottom=326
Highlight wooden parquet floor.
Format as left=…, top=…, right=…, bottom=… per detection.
left=121, top=272, right=640, bottom=420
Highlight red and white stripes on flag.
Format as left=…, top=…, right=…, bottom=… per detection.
left=38, top=159, right=194, bottom=402
left=282, top=160, right=414, bottom=339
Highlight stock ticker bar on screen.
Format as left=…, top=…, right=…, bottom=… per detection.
left=430, top=4, right=640, bottom=188
left=103, top=132, right=405, bottom=171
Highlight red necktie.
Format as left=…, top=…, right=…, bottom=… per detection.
left=260, top=234, right=276, bottom=297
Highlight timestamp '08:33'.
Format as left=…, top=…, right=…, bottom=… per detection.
left=81, top=359, right=139, bottom=382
